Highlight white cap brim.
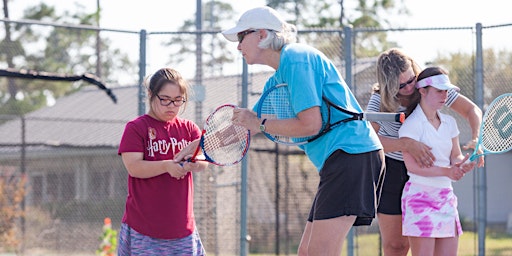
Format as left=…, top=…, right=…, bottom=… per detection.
left=416, top=74, right=460, bottom=91
left=222, top=26, right=249, bottom=42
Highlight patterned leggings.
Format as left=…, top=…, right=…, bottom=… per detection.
left=117, top=223, right=206, bottom=256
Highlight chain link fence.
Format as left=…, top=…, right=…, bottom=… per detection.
left=0, top=18, right=511, bottom=255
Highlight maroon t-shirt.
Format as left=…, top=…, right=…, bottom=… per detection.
left=118, top=114, right=201, bottom=239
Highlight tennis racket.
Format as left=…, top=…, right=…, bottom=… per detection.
left=466, top=93, right=512, bottom=162
left=186, top=104, right=250, bottom=166
left=256, top=83, right=405, bottom=146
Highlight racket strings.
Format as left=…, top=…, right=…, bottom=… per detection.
left=259, top=85, right=313, bottom=145
left=202, top=106, right=250, bottom=165
left=480, top=95, right=512, bottom=153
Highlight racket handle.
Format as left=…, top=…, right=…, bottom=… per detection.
left=364, top=112, right=405, bottom=123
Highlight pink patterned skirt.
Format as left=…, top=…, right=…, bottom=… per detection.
left=401, top=181, right=462, bottom=237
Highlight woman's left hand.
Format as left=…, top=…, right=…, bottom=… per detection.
left=232, top=108, right=258, bottom=132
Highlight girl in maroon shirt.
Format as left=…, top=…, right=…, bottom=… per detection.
left=117, top=67, right=208, bottom=255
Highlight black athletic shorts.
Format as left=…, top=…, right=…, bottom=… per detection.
left=307, top=149, right=385, bottom=226
left=376, top=157, right=409, bottom=215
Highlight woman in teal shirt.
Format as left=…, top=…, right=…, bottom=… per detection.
left=222, top=6, right=384, bottom=256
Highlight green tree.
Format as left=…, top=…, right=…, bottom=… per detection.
left=0, top=174, right=26, bottom=253
left=430, top=48, right=512, bottom=103
left=349, top=0, right=408, bottom=57
left=164, top=0, right=409, bottom=76
left=267, top=0, right=408, bottom=57
left=164, top=1, right=236, bottom=77
left=0, top=2, right=134, bottom=116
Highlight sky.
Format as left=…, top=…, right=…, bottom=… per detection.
left=8, top=0, right=508, bottom=31
left=7, top=0, right=512, bottom=80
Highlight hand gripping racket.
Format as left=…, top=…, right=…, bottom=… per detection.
left=466, top=93, right=512, bottom=162
left=187, top=104, right=250, bottom=166
left=256, top=83, right=405, bottom=146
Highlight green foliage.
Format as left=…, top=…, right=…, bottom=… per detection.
left=266, top=0, right=308, bottom=25
left=0, top=39, right=25, bottom=58
left=163, top=0, right=410, bottom=75
left=0, top=96, right=45, bottom=116
left=267, top=0, right=408, bottom=57
left=0, top=175, right=26, bottom=252
left=96, top=217, right=118, bottom=256
left=0, top=2, right=135, bottom=116
left=429, top=48, right=512, bottom=101
left=164, top=1, right=236, bottom=77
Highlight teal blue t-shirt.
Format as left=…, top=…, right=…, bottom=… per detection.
left=254, top=43, right=382, bottom=171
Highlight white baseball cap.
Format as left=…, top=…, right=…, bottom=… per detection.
left=222, top=6, right=287, bottom=42
left=415, top=74, right=460, bottom=91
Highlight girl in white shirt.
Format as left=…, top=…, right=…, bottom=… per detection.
left=398, top=66, right=476, bottom=256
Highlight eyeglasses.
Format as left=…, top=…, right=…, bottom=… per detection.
left=399, top=76, right=416, bottom=89
left=237, top=30, right=257, bottom=43
left=156, top=95, right=186, bottom=107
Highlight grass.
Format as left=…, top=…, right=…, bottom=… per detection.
left=14, top=230, right=512, bottom=255
left=347, top=232, right=512, bottom=256
left=250, top=231, right=512, bottom=256
left=461, top=232, right=512, bottom=256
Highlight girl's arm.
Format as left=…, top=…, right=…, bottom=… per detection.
left=122, top=152, right=187, bottom=179
left=450, top=136, right=477, bottom=173
left=402, top=146, right=465, bottom=181
left=450, top=136, right=465, bottom=164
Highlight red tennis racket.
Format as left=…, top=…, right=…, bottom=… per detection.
left=187, top=104, right=250, bottom=166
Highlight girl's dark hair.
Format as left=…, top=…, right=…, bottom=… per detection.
left=144, top=67, right=190, bottom=111
left=417, top=66, right=448, bottom=81
left=405, top=66, right=449, bottom=115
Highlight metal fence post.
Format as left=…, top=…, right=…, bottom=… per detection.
left=344, top=25, right=353, bottom=91
left=475, top=22, right=487, bottom=256
left=138, top=29, right=146, bottom=116
left=343, top=24, right=355, bottom=256
left=240, top=59, right=250, bottom=256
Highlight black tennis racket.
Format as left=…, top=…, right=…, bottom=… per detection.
left=256, top=83, right=405, bottom=146
left=187, top=104, right=250, bottom=166
left=466, top=93, right=512, bottom=162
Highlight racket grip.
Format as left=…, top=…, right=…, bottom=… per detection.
left=364, top=112, right=405, bottom=123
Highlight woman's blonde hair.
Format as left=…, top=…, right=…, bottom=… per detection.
left=375, top=48, right=421, bottom=113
